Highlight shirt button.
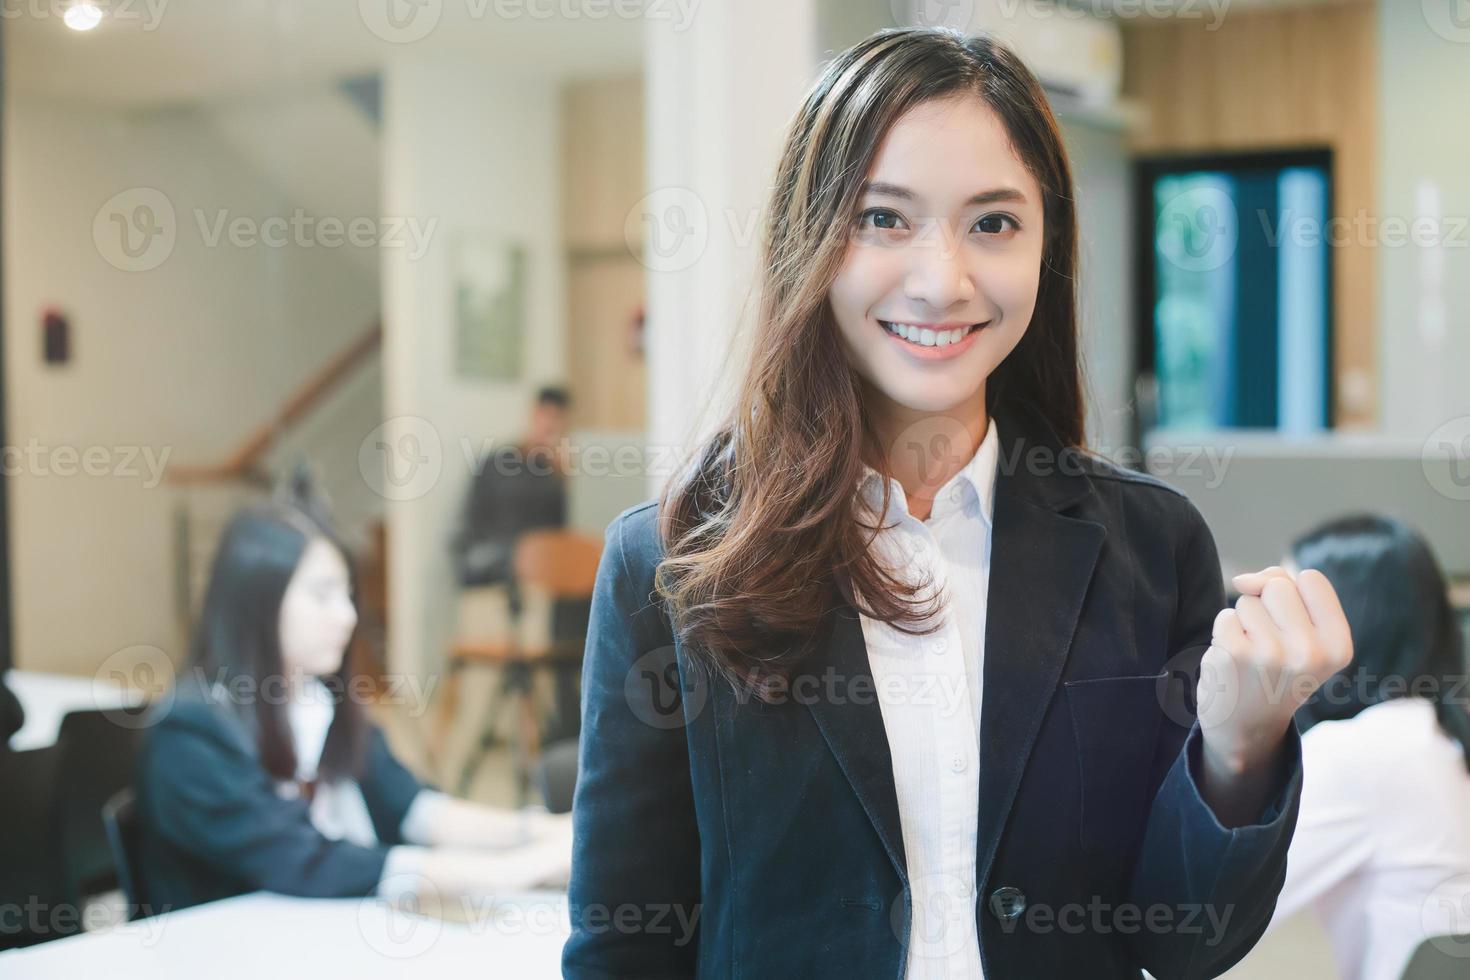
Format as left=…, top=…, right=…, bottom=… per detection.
left=950, top=753, right=968, bottom=773
left=928, top=637, right=948, bottom=654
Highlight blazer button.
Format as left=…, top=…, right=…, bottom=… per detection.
left=988, top=886, right=1026, bottom=923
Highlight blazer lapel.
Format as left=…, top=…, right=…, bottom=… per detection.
left=804, top=601, right=910, bottom=882
left=974, top=401, right=1105, bottom=888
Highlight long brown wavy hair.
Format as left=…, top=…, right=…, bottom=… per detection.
left=656, top=28, right=1085, bottom=694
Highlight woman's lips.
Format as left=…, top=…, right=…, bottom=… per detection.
left=878, top=318, right=989, bottom=361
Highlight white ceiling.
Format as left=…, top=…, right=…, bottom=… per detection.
left=6, top=0, right=1368, bottom=108
left=1091, top=0, right=1365, bottom=17
left=6, top=0, right=645, bottom=107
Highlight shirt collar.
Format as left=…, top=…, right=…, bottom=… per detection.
left=857, top=414, right=1000, bottom=526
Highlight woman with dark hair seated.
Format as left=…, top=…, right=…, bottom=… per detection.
left=1263, top=514, right=1470, bottom=979
left=135, top=497, right=571, bottom=913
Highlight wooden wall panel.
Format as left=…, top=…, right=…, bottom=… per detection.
left=562, top=75, right=646, bottom=430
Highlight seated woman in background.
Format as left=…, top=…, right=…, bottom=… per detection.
left=135, top=491, right=571, bottom=913
left=1265, top=514, right=1470, bottom=980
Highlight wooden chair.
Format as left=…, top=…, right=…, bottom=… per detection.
left=442, top=530, right=601, bottom=801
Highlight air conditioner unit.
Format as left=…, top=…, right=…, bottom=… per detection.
left=901, top=0, right=1124, bottom=111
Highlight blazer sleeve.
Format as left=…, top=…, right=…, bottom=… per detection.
left=359, top=722, right=430, bottom=845
left=562, top=507, right=703, bottom=979
left=1125, top=498, right=1305, bottom=979
left=139, top=701, right=392, bottom=898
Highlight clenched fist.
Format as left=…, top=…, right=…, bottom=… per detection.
left=1197, top=565, right=1354, bottom=779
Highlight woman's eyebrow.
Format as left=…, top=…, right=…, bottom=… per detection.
left=861, top=181, right=1028, bottom=207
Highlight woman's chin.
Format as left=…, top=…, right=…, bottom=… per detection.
left=292, top=654, right=347, bottom=680
left=872, top=377, right=986, bottom=417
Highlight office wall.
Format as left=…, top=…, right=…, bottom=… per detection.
left=3, top=94, right=379, bottom=677
left=563, top=75, right=646, bottom=433
left=1376, top=1, right=1470, bottom=438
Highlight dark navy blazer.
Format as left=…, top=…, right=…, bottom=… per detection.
left=133, top=679, right=425, bottom=914
left=563, top=399, right=1304, bottom=979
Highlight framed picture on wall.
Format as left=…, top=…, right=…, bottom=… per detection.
left=453, top=232, right=526, bottom=382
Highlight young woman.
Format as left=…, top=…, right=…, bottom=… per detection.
left=134, top=495, right=572, bottom=913
left=1263, top=515, right=1470, bottom=980
left=563, top=28, right=1355, bottom=980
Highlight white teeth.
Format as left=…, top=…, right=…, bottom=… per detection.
left=882, top=321, right=975, bottom=347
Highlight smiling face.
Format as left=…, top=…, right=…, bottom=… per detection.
left=829, top=94, right=1046, bottom=428
left=278, top=537, right=359, bottom=679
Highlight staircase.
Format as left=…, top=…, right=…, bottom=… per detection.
left=166, top=322, right=390, bottom=674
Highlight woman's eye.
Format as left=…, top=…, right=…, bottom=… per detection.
left=857, top=208, right=906, bottom=232
left=974, top=213, right=1019, bottom=235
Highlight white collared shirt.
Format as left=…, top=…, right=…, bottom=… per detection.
left=279, top=678, right=445, bottom=899
left=282, top=678, right=382, bottom=848
left=1265, top=697, right=1470, bottom=980
left=854, top=415, right=999, bottom=980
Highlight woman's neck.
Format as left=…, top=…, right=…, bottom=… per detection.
left=283, top=667, right=324, bottom=704
left=866, top=384, right=989, bottom=522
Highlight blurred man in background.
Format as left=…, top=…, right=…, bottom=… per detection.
left=453, top=386, right=571, bottom=606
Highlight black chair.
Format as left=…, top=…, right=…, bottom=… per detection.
left=51, top=709, right=143, bottom=911
left=0, top=744, right=66, bottom=949
left=101, top=788, right=151, bottom=919
left=1401, top=933, right=1470, bottom=979
left=534, top=738, right=579, bottom=814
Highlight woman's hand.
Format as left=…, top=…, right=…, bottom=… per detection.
left=404, top=791, right=574, bottom=850
left=1195, top=565, right=1353, bottom=826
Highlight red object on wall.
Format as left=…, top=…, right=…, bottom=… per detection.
left=629, top=304, right=645, bottom=358
left=43, top=308, right=70, bottom=365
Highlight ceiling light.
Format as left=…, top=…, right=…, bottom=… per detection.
left=63, top=2, right=103, bottom=31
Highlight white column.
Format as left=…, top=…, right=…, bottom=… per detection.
left=640, top=0, right=820, bottom=498
left=380, top=57, right=566, bottom=679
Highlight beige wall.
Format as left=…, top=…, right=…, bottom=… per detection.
left=4, top=94, right=380, bottom=676
left=563, top=75, right=646, bottom=433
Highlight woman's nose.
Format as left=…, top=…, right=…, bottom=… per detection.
left=904, top=224, right=975, bottom=311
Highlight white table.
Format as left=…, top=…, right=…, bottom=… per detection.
left=0, top=890, right=572, bottom=978
left=6, top=669, right=142, bottom=751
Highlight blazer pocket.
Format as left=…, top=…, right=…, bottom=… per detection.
left=1063, top=671, right=1168, bottom=861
